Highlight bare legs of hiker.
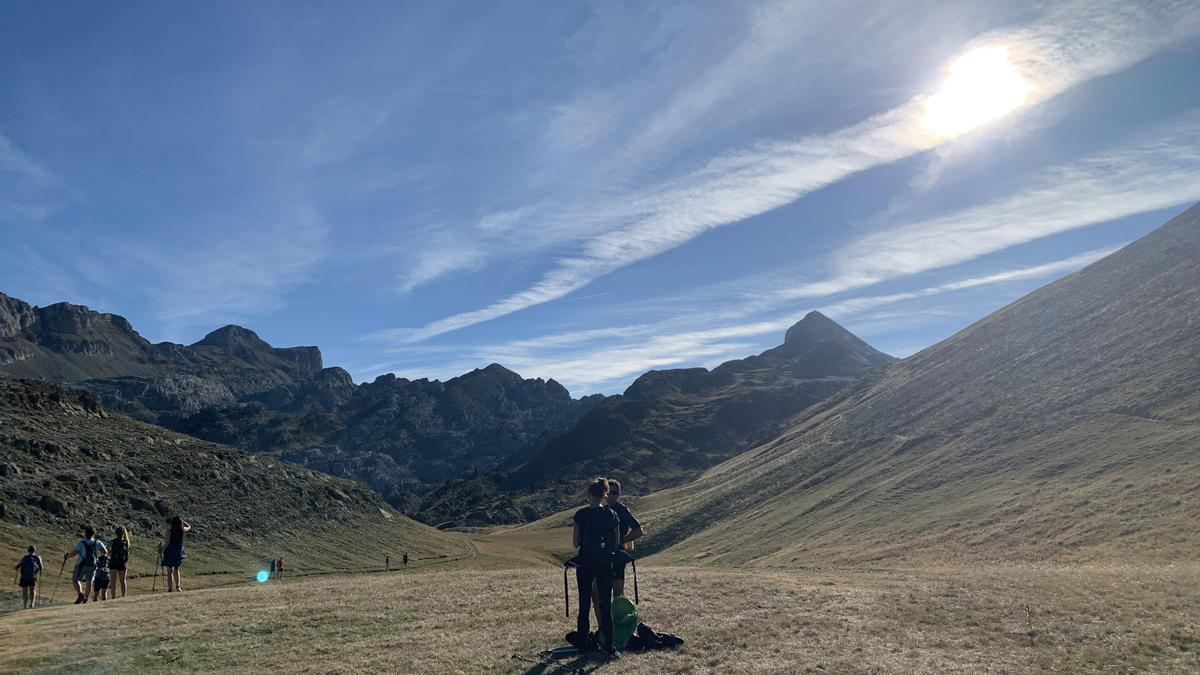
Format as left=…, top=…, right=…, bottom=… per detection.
left=114, top=569, right=128, bottom=598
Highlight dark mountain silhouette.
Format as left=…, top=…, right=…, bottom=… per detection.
left=417, top=312, right=893, bottom=526
left=631, top=203, right=1200, bottom=565
left=0, top=295, right=600, bottom=510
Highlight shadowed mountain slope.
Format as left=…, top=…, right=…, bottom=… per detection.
left=0, top=378, right=465, bottom=573
left=630, top=203, right=1200, bottom=566
left=0, top=297, right=600, bottom=508
left=417, top=312, right=893, bottom=526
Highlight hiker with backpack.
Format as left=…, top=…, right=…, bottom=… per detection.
left=590, top=478, right=644, bottom=626
left=63, top=524, right=108, bottom=604
left=14, top=545, right=43, bottom=608
left=159, top=516, right=191, bottom=593
left=570, top=477, right=622, bottom=659
left=110, top=526, right=131, bottom=598
left=92, top=551, right=111, bottom=601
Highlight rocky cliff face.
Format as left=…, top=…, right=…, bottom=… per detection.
left=0, top=293, right=601, bottom=514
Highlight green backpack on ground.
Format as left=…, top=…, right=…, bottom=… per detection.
left=611, top=595, right=639, bottom=650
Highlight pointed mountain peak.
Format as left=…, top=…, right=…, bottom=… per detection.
left=784, top=311, right=852, bottom=344
left=194, top=324, right=269, bottom=349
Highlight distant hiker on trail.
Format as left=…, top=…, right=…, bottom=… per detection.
left=92, top=552, right=111, bottom=601
left=277, top=557, right=284, bottom=579
left=64, top=524, right=108, bottom=604
left=591, top=478, right=644, bottom=626
left=159, top=516, right=191, bottom=592
left=110, top=526, right=131, bottom=599
left=15, top=545, right=43, bottom=609
left=270, top=558, right=277, bottom=578
left=570, top=477, right=622, bottom=659
left=385, top=555, right=390, bottom=571
left=402, top=552, right=408, bottom=569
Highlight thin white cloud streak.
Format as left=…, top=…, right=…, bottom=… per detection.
left=394, top=0, right=1199, bottom=343
left=814, top=246, right=1119, bottom=318
left=0, top=133, right=50, bottom=183
left=377, top=247, right=1114, bottom=393
left=783, top=114, right=1200, bottom=300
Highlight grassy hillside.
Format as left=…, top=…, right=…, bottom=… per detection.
left=0, top=379, right=467, bottom=581
left=623, top=203, right=1200, bottom=567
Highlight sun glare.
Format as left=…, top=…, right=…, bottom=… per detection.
left=922, top=46, right=1032, bottom=138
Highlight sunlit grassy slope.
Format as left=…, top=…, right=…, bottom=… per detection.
left=612, top=204, right=1200, bottom=567
left=0, top=379, right=467, bottom=584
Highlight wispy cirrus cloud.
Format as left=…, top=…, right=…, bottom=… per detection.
left=0, top=132, right=50, bottom=183
left=124, top=209, right=328, bottom=341
left=391, top=0, right=1200, bottom=343
left=779, top=113, right=1200, bottom=301
left=371, top=246, right=1119, bottom=393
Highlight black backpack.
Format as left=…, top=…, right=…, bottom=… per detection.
left=81, top=540, right=98, bottom=567
left=579, top=507, right=618, bottom=564
left=111, top=540, right=129, bottom=566
left=19, top=555, right=40, bottom=577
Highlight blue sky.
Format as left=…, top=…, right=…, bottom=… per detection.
left=2, top=1, right=1199, bottom=395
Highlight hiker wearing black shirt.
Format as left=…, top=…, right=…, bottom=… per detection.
left=571, top=477, right=621, bottom=659
left=64, top=524, right=108, bottom=604
left=160, top=516, right=191, bottom=592
left=607, top=479, right=643, bottom=599
left=110, top=526, right=131, bottom=599
left=15, top=545, right=43, bottom=609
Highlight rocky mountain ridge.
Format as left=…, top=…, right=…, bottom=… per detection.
left=416, top=311, right=895, bottom=526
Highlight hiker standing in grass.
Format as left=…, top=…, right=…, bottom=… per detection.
left=402, top=552, right=408, bottom=569
left=160, top=516, right=191, bottom=592
left=110, top=526, right=131, bottom=598
left=277, top=557, right=284, bottom=579
left=64, top=524, right=108, bottom=604
left=14, top=545, right=43, bottom=608
left=385, top=555, right=390, bottom=571
left=591, top=478, right=644, bottom=626
left=571, top=477, right=622, bottom=658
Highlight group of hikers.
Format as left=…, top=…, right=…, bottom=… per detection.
left=570, top=477, right=643, bottom=659
left=12, top=516, right=191, bottom=608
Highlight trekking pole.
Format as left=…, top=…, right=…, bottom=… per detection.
left=152, top=555, right=161, bottom=592
left=563, top=563, right=570, bottom=618
left=631, top=558, right=639, bottom=604
left=50, top=557, right=67, bottom=603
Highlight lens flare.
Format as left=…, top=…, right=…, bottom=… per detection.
left=256, top=570, right=270, bottom=583
left=922, top=46, right=1031, bottom=138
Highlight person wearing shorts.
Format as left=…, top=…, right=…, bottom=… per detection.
left=64, top=525, right=107, bottom=605
left=160, top=516, right=191, bottom=592
left=15, top=545, right=43, bottom=609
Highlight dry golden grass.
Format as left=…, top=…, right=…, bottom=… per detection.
left=1, top=559, right=1197, bottom=673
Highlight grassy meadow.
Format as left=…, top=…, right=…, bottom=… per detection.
left=1, top=532, right=1197, bottom=673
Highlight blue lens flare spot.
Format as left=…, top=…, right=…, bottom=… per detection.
left=256, top=570, right=270, bottom=583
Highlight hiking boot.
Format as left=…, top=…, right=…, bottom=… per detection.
left=74, top=593, right=86, bottom=604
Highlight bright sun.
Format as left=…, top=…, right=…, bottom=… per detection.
left=922, top=46, right=1032, bottom=138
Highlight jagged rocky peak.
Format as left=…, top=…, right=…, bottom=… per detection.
left=0, top=292, right=37, bottom=337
